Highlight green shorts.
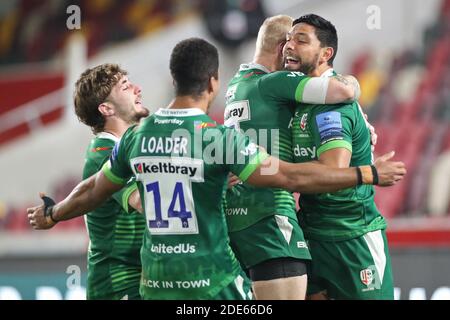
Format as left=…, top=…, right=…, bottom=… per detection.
left=229, top=215, right=311, bottom=270
left=213, top=271, right=253, bottom=300
left=88, top=285, right=141, bottom=300
left=307, top=229, right=394, bottom=300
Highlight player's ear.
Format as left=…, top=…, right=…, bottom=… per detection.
left=278, top=40, right=286, bottom=56
left=207, top=76, right=215, bottom=93
left=98, top=102, right=114, bottom=117
left=208, top=76, right=219, bottom=96
left=321, top=47, right=334, bottom=65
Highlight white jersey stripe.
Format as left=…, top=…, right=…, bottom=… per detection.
left=363, top=230, right=386, bottom=285
left=275, top=215, right=293, bottom=244
left=234, top=275, right=247, bottom=299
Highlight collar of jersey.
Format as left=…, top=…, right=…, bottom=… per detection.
left=155, top=107, right=205, bottom=117
left=320, top=68, right=335, bottom=78
left=96, top=132, right=119, bottom=142
left=239, top=62, right=270, bottom=74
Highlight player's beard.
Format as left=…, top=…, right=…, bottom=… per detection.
left=119, top=104, right=149, bottom=125
left=297, top=53, right=320, bottom=75
left=130, top=107, right=150, bottom=124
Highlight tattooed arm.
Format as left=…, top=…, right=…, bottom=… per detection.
left=335, top=74, right=361, bottom=102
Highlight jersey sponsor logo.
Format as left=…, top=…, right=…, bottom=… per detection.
left=315, top=111, right=343, bottom=144
left=297, top=241, right=308, bottom=249
left=132, top=157, right=204, bottom=180
left=224, top=100, right=250, bottom=130
left=225, top=103, right=247, bottom=118
left=360, top=268, right=374, bottom=286
left=240, top=142, right=257, bottom=156
left=300, top=113, right=308, bottom=131
left=140, top=136, right=188, bottom=155
left=293, top=145, right=316, bottom=159
left=150, top=243, right=196, bottom=254
left=225, top=208, right=248, bottom=216
left=154, top=118, right=184, bottom=126
left=133, top=160, right=198, bottom=177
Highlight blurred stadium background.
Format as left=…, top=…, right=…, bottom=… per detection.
left=0, top=0, right=449, bottom=300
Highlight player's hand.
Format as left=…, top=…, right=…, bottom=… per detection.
left=228, top=173, right=242, bottom=189
left=364, top=113, right=377, bottom=152
left=27, top=192, right=57, bottom=230
left=374, top=151, right=406, bottom=186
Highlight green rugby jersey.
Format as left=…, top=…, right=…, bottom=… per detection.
left=102, top=108, right=268, bottom=300
left=224, top=63, right=328, bottom=232
left=292, top=69, right=386, bottom=241
left=83, top=133, right=145, bottom=300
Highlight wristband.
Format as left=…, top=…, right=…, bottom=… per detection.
left=370, top=165, right=379, bottom=185
left=42, top=196, right=58, bottom=223
left=356, top=167, right=363, bottom=185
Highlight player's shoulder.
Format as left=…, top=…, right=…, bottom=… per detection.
left=86, top=133, right=117, bottom=156
left=258, top=70, right=306, bottom=88
left=106, top=125, right=139, bottom=163
left=230, top=69, right=266, bottom=88
left=264, top=70, right=306, bottom=80
left=311, top=103, right=360, bottom=131
left=194, top=118, right=222, bottom=131
left=84, top=135, right=116, bottom=176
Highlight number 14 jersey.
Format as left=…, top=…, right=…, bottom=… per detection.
left=102, top=107, right=268, bottom=299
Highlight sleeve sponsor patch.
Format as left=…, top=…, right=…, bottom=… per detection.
left=315, top=111, right=343, bottom=144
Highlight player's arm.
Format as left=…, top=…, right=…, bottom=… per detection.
left=128, top=189, right=143, bottom=213
left=300, top=75, right=360, bottom=104
left=27, top=171, right=125, bottom=230
left=111, top=180, right=143, bottom=214
left=327, top=74, right=360, bottom=104
left=51, top=171, right=123, bottom=221
left=312, top=107, right=354, bottom=168
left=245, top=151, right=405, bottom=193
left=318, top=148, right=351, bottom=168
left=260, top=71, right=360, bottom=105
left=227, top=127, right=404, bottom=194
left=28, top=130, right=136, bottom=229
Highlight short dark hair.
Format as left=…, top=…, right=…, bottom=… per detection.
left=293, top=14, right=338, bottom=66
left=74, top=63, right=127, bottom=133
left=170, top=38, right=219, bottom=97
